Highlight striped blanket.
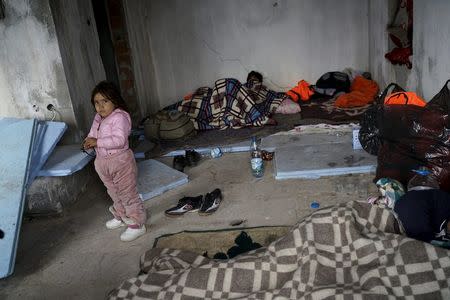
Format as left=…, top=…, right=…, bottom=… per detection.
left=109, top=201, right=450, bottom=299
left=176, top=78, right=285, bottom=130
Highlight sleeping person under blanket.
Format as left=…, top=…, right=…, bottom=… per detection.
left=176, top=71, right=286, bottom=130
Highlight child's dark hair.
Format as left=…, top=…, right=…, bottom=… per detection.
left=90, top=81, right=129, bottom=112
left=246, top=71, right=263, bottom=83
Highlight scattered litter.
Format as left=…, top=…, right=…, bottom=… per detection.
left=261, top=150, right=274, bottom=161
left=210, top=147, right=223, bottom=158
left=230, top=219, right=247, bottom=226
left=310, top=201, right=320, bottom=209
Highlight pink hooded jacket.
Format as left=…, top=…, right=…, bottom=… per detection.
left=87, top=108, right=131, bottom=158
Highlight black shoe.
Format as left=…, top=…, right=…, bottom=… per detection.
left=185, top=150, right=201, bottom=166
left=173, top=155, right=186, bottom=172
left=165, top=196, right=203, bottom=217
left=199, top=189, right=222, bottom=215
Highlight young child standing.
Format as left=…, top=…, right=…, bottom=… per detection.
left=83, top=81, right=147, bottom=242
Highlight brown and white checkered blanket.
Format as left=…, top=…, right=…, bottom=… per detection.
left=109, top=201, right=450, bottom=299
left=176, top=78, right=285, bottom=130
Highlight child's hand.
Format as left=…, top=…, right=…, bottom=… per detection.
left=83, top=137, right=97, bottom=149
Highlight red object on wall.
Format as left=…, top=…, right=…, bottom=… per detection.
left=385, top=0, right=413, bottom=69
left=385, top=47, right=413, bottom=69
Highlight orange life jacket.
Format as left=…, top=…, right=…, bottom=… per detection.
left=384, top=92, right=426, bottom=107
left=286, top=80, right=314, bottom=102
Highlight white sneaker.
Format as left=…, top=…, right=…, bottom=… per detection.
left=122, top=216, right=135, bottom=225
left=120, top=225, right=147, bottom=242
left=108, top=206, right=134, bottom=225
left=106, top=218, right=125, bottom=229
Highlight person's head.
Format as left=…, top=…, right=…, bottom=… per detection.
left=90, top=81, right=128, bottom=118
left=247, top=71, right=263, bottom=83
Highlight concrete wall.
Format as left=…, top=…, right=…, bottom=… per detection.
left=0, top=0, right=78, bottom=142
left=124, top=0, right=370, bottom=115
left=368, top=0, right=396, bottom=90
left=408, top=0, right=450, bottom=99
left=369, top=0, right=450, bottom=100
left=49, top=0, right=106, bottom=140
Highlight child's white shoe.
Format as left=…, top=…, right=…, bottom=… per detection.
left=120, top=225, right=146, bottom=242
left=106, top=218, right=125, bottom=229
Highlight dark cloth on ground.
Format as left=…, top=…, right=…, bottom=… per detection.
left=299, top=96, right=371, bottom=124
left=394, top=189, right=450, bottom=242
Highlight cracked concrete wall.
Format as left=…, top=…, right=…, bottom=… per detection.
left=0, top=0, right=78, bottom=143
left=124, top=0, right=370, bottom=115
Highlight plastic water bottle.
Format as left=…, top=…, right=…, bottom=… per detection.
left=250, top=136, right=264, bottom=178
left=407, top=166, right=440, bottom=191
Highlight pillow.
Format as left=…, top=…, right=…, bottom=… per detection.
left=275, top=98, right=301, bottom=114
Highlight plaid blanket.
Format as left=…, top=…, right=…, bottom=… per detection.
left=175, top=78, right=285, bottom=130
left=109, top=201, right=450, bottom=299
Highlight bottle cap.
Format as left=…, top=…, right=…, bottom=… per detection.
left=310, top=201, right=320, bottom=209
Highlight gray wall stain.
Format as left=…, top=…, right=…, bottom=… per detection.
left=0, top=0, right=78, bottom=143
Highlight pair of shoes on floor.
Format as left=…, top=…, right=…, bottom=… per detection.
left=172, top=150, right=202, bottom=172
left=106, top=206, right=147, bottom=242
left=165, top=188, right=222, bottom=217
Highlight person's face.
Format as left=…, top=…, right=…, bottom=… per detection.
left=248, top=75, right=261, bottom=83
left=94, top=93, right=116, bottom=118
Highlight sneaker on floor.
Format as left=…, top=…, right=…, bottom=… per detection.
left=165, top=195, right=203, bottom=217
left=106, top=218, right=125, bottom=229
left=109, top=206, right=134, bottom=225
left=199, top=189, right=222, bottom=215
left=120, top=225, right=146, bottom=242
left=173, top=155, right=186, bottom=172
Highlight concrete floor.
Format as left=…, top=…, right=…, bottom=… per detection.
left=0, top=152, right=377, bottom=299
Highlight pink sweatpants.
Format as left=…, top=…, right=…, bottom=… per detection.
left=94, top=149, right=147, bottom=226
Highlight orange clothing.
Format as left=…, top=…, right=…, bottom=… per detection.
left=384, top=92, right=426, bottom=107
left=286, top=80, right=314, bottom=102
left=335, top=76, right=379, bottom=108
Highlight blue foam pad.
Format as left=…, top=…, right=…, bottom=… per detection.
left=137, top=159, right=188, bottom=200
left=0, top=118, right=37, bottom=278
left=38, top=144, right=94, bottom=176
left=28, top=121, right=67, bottom=184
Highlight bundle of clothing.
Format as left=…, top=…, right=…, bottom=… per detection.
left=286, top=71, right=380, bottom=108
left=176, top=78, right=285, bottom=130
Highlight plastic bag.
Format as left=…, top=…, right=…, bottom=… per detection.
left=358, top=83, right=405, bottom=155
left=373, top=81, right=450, bottom=192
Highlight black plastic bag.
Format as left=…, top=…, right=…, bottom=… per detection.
left=370, top=81, right=450, bottom=192
left=358, top=83, right=405, bottom=155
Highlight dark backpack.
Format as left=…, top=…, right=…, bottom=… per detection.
left=312, top=71, right=351, bottom=97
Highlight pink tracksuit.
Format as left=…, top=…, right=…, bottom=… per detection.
left=87, top=108, right=146, bottom=226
